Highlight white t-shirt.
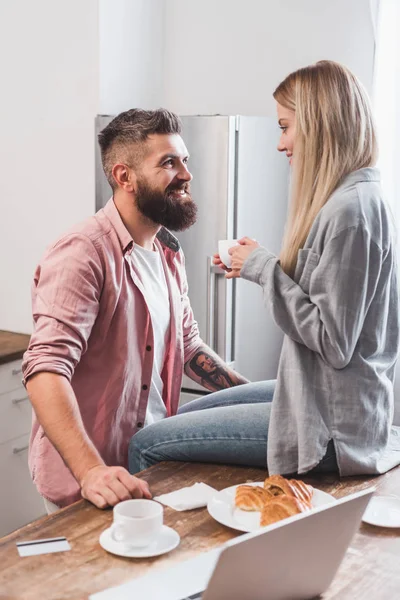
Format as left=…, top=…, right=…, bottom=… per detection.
left=132, top=243, right=170, bottom=427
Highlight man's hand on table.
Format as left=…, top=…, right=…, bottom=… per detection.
left=80, top=465, right=152, bottom=509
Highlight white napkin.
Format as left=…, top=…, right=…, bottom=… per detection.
left=154, top=482, right=217, bottom=511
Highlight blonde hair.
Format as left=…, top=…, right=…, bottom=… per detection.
left=273, top=60, right=378, bottom=276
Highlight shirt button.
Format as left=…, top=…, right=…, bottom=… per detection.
left=142, top=384, right=148, bottom=391
left=137, top=422, right=143, bottom=428
left=146, top=345, right=152, bottom=351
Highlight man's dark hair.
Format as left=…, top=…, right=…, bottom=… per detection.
left=98, top=108, right=182, bottom=190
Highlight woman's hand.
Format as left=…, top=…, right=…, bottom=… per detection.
left=213, top=238, right=260, bottom=278
left=212, top=253, right=230, bottom=272
left=226, top=237, right=260, bottom=279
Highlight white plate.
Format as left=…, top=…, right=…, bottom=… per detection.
left=207, top=481, right=336, bottom=532
left=99, top=524, right=180, bottom=558
left=362, top=496, right=400, bottom=528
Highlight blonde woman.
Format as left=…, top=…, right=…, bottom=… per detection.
left=129, top=61, right=399, bottom=478
left=214, top=60, right=400, bottom=476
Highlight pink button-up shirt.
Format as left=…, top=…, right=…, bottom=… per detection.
left=22, top=199, right=202, bottom=507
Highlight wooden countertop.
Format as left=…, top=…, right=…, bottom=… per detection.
left=1, top=461, right=400, bottom=600
left=0, top=330, right=30, bottom=365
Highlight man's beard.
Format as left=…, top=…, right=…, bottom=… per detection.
left=135, top=178, right=197, bottom=232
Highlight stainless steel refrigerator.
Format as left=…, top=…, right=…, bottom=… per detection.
left=95, top=115, right=289, bottom=402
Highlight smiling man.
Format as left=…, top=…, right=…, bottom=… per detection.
left=22, top=109, right=249, bottom=512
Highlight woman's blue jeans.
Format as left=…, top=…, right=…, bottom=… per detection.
left=128, top=380, right=337, bottom=475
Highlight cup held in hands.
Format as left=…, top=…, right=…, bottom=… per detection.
left=109, top=499, right=163, bottom=547
left=218, top=239, right=239, bottom=268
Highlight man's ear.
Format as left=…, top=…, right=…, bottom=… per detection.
left=112, top=164, right=137, bottom=193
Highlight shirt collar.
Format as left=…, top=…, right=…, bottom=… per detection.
left=156, top=226, right=181, bottom=253
left=338, top=167, right=381, bottom=190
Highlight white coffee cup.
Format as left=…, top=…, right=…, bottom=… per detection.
left=109, top=499, right=163, bottom=547
left=218, top=239, right=239, bottom=268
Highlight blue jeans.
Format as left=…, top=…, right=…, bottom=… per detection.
left=128, top=380, right=338, bottom=475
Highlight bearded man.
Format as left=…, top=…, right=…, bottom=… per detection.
left=23, top=109, right=249, bottom=512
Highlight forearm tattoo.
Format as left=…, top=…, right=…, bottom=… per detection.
left=185, top=347, right=244, bottom=391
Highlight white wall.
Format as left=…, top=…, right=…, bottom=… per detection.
left=0, top=0, right=99, bottom=334
left=0, top=0, right=378, bottom=336
left=162, top=0, right=376, bottom=115
left=99, top=0, right=166, bottom=114
left=373, top=0, right=400, bottom=422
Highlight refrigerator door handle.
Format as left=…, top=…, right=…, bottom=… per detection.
left=206, top=257, right=224, bottom=351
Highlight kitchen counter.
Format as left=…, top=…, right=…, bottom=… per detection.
left=0, top=329, right=30, bottom=365
left=1, top=462, right=400, bottom=600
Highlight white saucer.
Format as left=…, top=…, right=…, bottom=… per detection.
left=362, top=496, right=400, bottom=528
left=99, top=525, right=180, bottom=558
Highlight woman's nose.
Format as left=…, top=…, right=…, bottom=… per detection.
left=277, top=137, right=286, bottom=152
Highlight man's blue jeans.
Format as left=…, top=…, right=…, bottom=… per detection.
left=128, top=380, right=337, bottom=475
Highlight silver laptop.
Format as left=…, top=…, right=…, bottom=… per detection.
left=91, top=488, right=374, bottom=600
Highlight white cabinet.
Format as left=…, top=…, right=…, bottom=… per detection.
left=0, top=433, right=45, bottom=536
left=0, top=387, right=32, bottom=445
left=0, top=359, right=24, bottom=395
left=0, top=359, right=45, bottom=537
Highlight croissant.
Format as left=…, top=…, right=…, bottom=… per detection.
left=235, top=485, right=273, bottom=511
left=263, top=474, right=313, bottom=504
left=260, top=494, right=312, bottom=527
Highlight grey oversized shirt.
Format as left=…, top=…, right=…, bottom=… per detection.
left=242, top=168, right=400, bottom=476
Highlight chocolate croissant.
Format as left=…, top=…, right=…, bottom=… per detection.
left=263, top=474, right=313, bottom=504
left=260, top=494, right=312, bottom=527
left=235, top=485, right=273, bottom=511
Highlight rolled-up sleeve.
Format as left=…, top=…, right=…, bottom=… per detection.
left=22, top=234, right=104, bottom=383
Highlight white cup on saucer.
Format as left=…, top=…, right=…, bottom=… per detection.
left=218, top=239, right=239, bottom=268
left=109, top=499, right=163, bottom=548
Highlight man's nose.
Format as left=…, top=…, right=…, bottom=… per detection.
left=179, top=163, right=193, bottom=181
